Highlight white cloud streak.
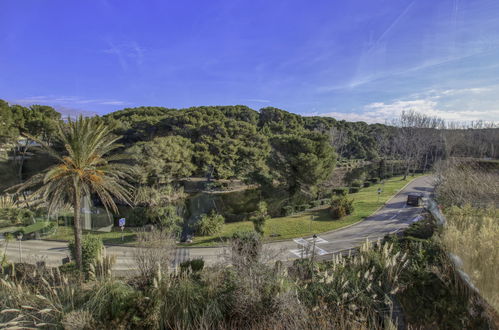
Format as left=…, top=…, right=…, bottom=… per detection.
left=14, top=96, right=128, bottom=106
left=245, top=98, right=271, bottom=103
left=320, top=87, right=499, bottom=123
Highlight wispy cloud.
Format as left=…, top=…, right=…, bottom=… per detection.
left=102, top=40, right=145, bottom=71
left=321, top=101, right=499, bottom=123
left=245, top=98, right=271, bottom=103
left=13, top=95, right=129, bottom=106
left=319, top=86, right=499, bottom=123
left=317, top=50, right=496, bottom=93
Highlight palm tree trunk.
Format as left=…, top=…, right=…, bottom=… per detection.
left=73, top=190, right=83, bottom=272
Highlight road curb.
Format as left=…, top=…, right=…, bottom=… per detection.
left=38, top=176, right=427, bottom=252
left=266, top=175, right=426, bottom=243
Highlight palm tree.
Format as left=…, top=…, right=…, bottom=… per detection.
left=15, top=116, right=133, bottom=271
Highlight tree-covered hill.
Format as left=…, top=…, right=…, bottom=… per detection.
left=1, top=100, right=498, bottom=196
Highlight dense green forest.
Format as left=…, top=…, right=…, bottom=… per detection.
left=1, top=100, right=498, bottom=198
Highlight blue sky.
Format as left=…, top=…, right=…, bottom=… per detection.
left=1, top=0, right=499, bottom=122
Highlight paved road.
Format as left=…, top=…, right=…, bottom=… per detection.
left=2, top=176, right=433, bottom=273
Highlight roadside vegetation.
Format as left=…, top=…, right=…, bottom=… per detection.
left=435, top=159, right=499, bottom=311
left=1, top=99, right=498, bottom=327
left=188, top=175, right=420, bottom=246
left=1, top=216, right=495, bottom=329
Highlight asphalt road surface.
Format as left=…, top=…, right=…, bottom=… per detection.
left=2, top=176, right=433, bottom=274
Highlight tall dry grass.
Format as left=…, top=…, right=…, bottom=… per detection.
left=435, top=159, right=499, bottom=311
left=440, top=206, right=499, bottom=311
left=434, top=158, right=499, bottom=208
left=0, top=236, right=424, bottom=329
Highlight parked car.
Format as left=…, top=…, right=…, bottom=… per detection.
left=406, top=193, right=424, bottom=206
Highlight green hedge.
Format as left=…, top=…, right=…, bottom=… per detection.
left=351, top=180, right=363, bottom=188
left=332, top=187, right=349, bottom=196
left=349, top=187, right=360, bottom=194
left=296, top=204, right=309, bottom=212
left=281, top=205, right=295, bottom=216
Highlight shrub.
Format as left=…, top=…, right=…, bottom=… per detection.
left=351, top=180, right=363, bottom=188
left=0, top=208, right=35, bottom=225
left=296, top=204, right=309, bottom=212
left=85, top=280, right=138, bottom=322
left=126, top=207, right=148, bottom=227
left=404, top=217, right=435, bottom=239
left=310, top=200, right=322, bottom=208
left=133, top=229, right=175, bottom=281
left=349, top=187, right=360, bottom=194
left=231, top=230, right=262, bottom=266
left=332, top=187, right=349, bottom=196
left=59, top=261, right=78, bottom=274
left=145, top=205, right=183, bottom=235
left=363, top=181, right=371, bottom=188
left=250, top=201, right=270, bottom=235
left=180, top=258, right=205, bottom=273
left=369, top=178, right=379, bottom=184
left=195, top=211, right=224, bottom=236
left=282, top=205, right=295, bottom=216
left=68, top=235, right=103, bottom=274
left=158, top=276, right=217, bottom=329
left=330, top=196, right=354, bottom=219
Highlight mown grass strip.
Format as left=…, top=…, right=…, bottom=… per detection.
left=188, top=174, right=423, bottom=246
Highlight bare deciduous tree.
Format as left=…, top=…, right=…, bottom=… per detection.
left=132, top=229, right=176, bottom=280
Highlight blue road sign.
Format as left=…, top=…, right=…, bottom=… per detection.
left=119, top=218, right=126, bottom=227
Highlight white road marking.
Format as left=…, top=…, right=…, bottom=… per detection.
left=290, top=246, right=328, bottom=258
left=293, top=236, right=328, bottom=245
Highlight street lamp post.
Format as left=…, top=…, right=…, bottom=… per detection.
left=311, top=234, right=317, bottom=262
left=17, top=232, right=23, bottom=263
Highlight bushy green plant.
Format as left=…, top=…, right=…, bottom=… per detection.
left=363, top=181, right=371, bottom=188
left=281, top=205, right=295, bottom=216
left=231, top=230, right=262, bottom=265
left=250, top=201, right=270, bottom=235
left=85, top=280, right=139, bottom=322
left=349, top=187, right=360, bottom=193
left=59, top=261, right=78, bottom=274
left=330, top=195, right=354, bottom=219
left=351, top=180, right=363, bottom=188
left=145, top=205, right=183, bottom=235
left=0, top=208, right=35, bottom=225
left=68, top=235, right=103, bottom=274
left=310, top=200, right=322, bottom=208
left=180, top=258, right=205, bottom=273
left=126, top=207, right=148, bottom=226
left=195, top=211, right=224, bottom=236
left=332, top=187, right=349, bottom=196
left=296, top=204, right=309, bottom=212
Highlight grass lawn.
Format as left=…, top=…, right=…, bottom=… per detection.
left=45, top=226, right=137, bottom=245
left=187, top=175, right=423, bottom=246
left=40, top=174, right=422, bottom=247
